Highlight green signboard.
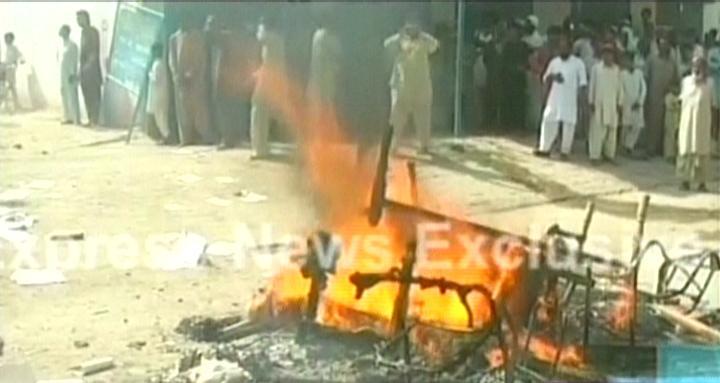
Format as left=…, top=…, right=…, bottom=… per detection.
left=108, top=1, right=164, bottom=95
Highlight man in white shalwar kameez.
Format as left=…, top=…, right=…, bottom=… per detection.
left=535, top=34, right=587, bottom=159
left=384, top=20, right=438, bottom=153
left=588, top=45, right=624, bottom=163
left=250, top=17, right=287, bottom=159
left=677, top=57, right=716, bottom=192
left=620, top=52, right=647, bottom=154
left=58, top=25, right=80, bottom=125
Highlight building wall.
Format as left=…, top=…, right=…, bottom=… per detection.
left=532, top=0, right=571, bottom=32
left=704, top=1, right=720, bottom=34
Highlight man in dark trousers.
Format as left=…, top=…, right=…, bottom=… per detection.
left=76, top=10, right=103, bottom=126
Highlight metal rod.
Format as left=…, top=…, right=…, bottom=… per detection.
left=630, top=195, right=651, bottom=347
left=452, top=0, right=465, bottom=137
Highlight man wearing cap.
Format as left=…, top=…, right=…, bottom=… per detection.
left=588, top=44, right=624, bottom=164
left=534, top=32, right=587, bottom=159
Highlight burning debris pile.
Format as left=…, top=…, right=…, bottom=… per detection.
left=150, top=65, right=719, bottom=382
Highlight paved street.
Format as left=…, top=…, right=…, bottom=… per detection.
left=0, top=110, right=718, bottom=381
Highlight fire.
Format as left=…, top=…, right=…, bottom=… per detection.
left=246, top=64, right=550, bottom=363
left=609, top=281, right=635, bottom=331
left=485, top=332, right=586, bottom=368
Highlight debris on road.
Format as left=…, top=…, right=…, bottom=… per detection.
left=127, top=340, right=147, bottom=350
left=233, top=190, right=267, bottom=203
left=175, top=315, right=244, bottom=342
left=0, top=335, right=4, bottom=356
left=73, top=340, right=89, bottom=349
left=78, top=356, right=115, bottom=376
left=653, top=305, right=720, bottom=344
left=186, top=359, right=252, bottom=383
left=10, top=269, right=67, bottom=286
left=49, top=231, right=85, bottom=241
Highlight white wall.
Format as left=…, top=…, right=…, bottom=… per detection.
left=0, top=1, right=117, bottom=108
left=704, top=1, right=720, bottom=34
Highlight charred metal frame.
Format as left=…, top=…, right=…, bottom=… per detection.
left=295, top=125, right=719, bottom=379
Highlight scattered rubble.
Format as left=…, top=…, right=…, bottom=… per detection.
left=49, top=231, right=85, bottom=241
left=128, top=340, right=147, bottom=350
left=175, top=315, right=244, bottom=342
left=73, top=340, right=89, bottom=349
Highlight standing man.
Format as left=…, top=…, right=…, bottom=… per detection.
left=250, top=15, right=287, bottom=159
left=677, top=57, right=716, bottom=192
left=620, top=52, right=647, bottom=155
left=146, top=42, right=169, bottom=143
left=534, top=33, right=587, bottom=159
left=207, top=16, right=259, bottom=149
left=307, top=12, right=342, bottom=124
left=384, top=18, right=438, bottom=154
left=169, top=17, right=213, bottom=146
left=3, top=33, right=23, bottom=113
left=588, top=44, right=624, bottom=164
left=58, top=25, right=80, bottom=125
left=76, top=10, right=103, bottom=126
left=645, top=37, right=678, bottom=157
left=499, top=21, right=530, bottom=132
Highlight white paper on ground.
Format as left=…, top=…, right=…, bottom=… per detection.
left=235, top=190, right=268, bottom=203
left=10, top=269, right=67, bottom=286
left=0, top=211, right=36, bottom=231
left=150, top=232, right=208, bottom=271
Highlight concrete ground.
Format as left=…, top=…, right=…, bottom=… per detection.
left=0, top=110, right=718, bottom=382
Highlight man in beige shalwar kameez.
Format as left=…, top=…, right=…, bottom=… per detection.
left=677, top=57, right=717, bottom=192
left=588, top=44, right=624, bottom=164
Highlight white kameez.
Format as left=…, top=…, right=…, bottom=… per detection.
left=678, top=75, right=716, bottom=157
left=537, top=55, right=587, bottom=154
left=59, top=39, right=80, bottom=123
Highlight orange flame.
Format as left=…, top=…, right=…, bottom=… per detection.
left=249, top=65, right=525, bottom=337
left=609, top=281, right=635, bottom=332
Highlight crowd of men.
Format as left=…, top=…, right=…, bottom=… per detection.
left=150, top=12, right=440, bottom=158
left=474, top=7, right=718, bottom=191
left=1, top=7, right=715, bottom=191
